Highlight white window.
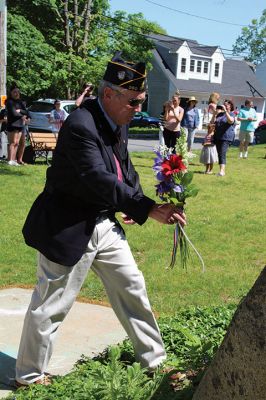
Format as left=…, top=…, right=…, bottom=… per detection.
left=181, top=58, right=186, bottom=73
left=215, top=63, right=220, bottom=77
left=204, top=61, right=208, bottom=74
left=190, top=59, right=195, bottom=72
left=197, top=60, right=202, bottom=73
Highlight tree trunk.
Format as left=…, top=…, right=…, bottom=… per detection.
left=193, top=266, right=266, bottom=400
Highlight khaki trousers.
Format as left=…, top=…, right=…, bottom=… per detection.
left=16, top=217, right=166, bottom=384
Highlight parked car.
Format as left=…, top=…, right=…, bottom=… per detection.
left=254, top=120, right=266, bottom=144
left=129, top=112, right=160, bottom=128
left=28, top=99, right=76, bottom=132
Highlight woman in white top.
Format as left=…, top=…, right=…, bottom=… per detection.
left=49, top=100, right=68, bottom=133
left=163, top=92, right=184, bottom=152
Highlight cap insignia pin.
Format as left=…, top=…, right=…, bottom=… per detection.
left=118, top=71, right=126, bottom=80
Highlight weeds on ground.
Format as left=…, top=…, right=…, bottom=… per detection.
left=8, top=305, right=235, bottom=400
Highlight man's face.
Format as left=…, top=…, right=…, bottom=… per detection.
left=103, top=87, right=146, bottom=125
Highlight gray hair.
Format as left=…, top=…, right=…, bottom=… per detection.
left=98, top=80, right=147, bottom=99
left=98, top=80, right=127, bottom=99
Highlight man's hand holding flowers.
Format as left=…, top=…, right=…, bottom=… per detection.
left=149, top=204, right=186, bottom=226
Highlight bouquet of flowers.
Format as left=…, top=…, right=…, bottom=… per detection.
left=153, top=129, right=205, bottom=271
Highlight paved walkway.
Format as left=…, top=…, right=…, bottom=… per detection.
left=0, top=288, right=127, bottom=399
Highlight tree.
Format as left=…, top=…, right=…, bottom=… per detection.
left=233, top=9, right=266, bottom=64
left=192, top=266, right=266, bottom=400
left=7, top=13, right=56, bottom=99
left=7, top=0, right=111, bottom=98
left=104, top=10, right=166, bottom=67
left=7, top=1, right=166, bottom=99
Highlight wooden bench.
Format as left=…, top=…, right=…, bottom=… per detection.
left=28, top=132, right=58, bottom=164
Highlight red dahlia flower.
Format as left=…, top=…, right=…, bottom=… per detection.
left=161, top=154, right=186, bottom=176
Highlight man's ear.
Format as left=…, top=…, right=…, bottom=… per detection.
left=104, top=87, right=113, bottom=100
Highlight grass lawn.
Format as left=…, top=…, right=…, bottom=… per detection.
left=0, top=144, right=265, bottom=314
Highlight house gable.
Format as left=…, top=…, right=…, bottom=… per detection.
left=147, top=34, right=266, bottom=122
left=149, top=33, right=225, bottom=84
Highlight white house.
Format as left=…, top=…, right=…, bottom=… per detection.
left=147, top=33, right=266, bottom=127
left=256, top=59, right=266, bottom=94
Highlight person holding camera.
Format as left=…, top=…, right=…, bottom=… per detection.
left=162, top=92, right=184, bottom=152
left=211, top=100, right=235, bottom=176
left=75, top=82, right=96, bottom=107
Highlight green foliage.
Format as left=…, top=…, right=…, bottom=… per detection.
left=10, top=346, right=160, bottom=400
left=183, top=183, right=199, bottom=199
left=159, top=305, right=236, bottom=370
left=106, top=10, right=166, bottom=68
left=7, top=14, right=55, bottom=98
left=6, top=0, right=165, bottom=99
left=233, top=9, right=266, bottom=64
left=7, top=306, right=235, bottom=400
left=129, top=127, right=159, bottom=136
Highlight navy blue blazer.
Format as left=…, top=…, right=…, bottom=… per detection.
left=22, top=99, right=155, bottom=266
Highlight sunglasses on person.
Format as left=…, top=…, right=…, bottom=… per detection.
left=127, top=97, right=146, bottom=107
left=114, top=89, right=146, bottom=107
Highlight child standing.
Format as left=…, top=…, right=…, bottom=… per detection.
left=200, top=124, right=218, bottom=174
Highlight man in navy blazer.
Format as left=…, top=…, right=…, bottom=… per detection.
left=15, top=52, right=186, bottom=387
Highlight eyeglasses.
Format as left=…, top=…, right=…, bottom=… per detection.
left=128, top=97, right=146, bottom=107
left=114, top=89, right=146, bottom=107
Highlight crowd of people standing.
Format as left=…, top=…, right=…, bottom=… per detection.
left=0, top=82, right=258, bottom=176
left=159, top=90, right=258, bottom=176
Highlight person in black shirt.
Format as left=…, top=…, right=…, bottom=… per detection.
left=6, top=84, right=30, bottom=166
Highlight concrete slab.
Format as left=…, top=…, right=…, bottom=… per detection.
left=0, top=288, right=127, bottom=399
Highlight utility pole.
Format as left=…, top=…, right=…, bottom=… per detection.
left=0, top=0, right=7, bottom=106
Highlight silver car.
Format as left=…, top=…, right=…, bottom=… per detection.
left=28, top=99, right=76, bottom=132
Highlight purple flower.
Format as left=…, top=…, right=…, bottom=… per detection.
left=155, top=181, right=172, bottom=196
left=153, top=155, right=163, bottom=172
left=173, top=185, right=184, bottom=193
left=154, top=151, right=161, bottom=158
left=156, top=171, right=167, bottom=181
left=153, top=164, right=162, bottom=172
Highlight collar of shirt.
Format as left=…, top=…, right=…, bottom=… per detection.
left=97, top=98, right=117, bottom=132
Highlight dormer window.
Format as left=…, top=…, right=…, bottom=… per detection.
left=190, top=59, right=195, bottom=72
left=214, top=63, right=220, bottom=77
left=197, top=61, right=202, bottom=73
left=181, top=58, right=186, bottom=73
left=204, top=61, right=208, bottom=74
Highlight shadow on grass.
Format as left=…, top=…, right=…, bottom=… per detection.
left=134, top=164, right=153, bottom=169
left=192, top=170, right=206, bottom=174
left=0, top=163, right=28, bottom=176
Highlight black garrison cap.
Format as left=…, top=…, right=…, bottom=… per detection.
left=103, top=51, right=147, bottom=92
